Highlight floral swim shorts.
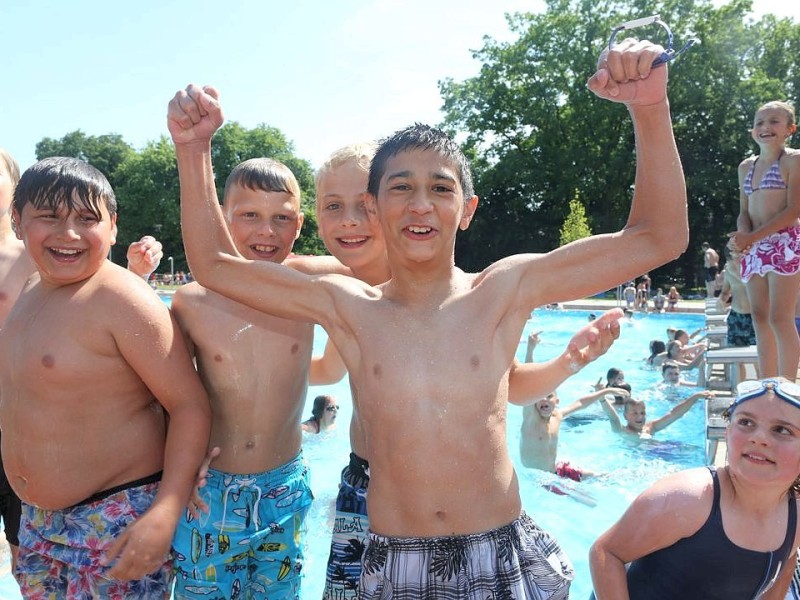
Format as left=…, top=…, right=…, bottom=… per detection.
left=17, top=473, right=172, bottom=599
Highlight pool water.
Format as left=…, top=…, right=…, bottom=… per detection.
left=0, top=306, right=707, bottom=599
left=301, top=308, right=707, bottom=599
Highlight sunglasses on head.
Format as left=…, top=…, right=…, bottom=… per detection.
left=728, top=379, right=800, bottom=414
left=325, top=405, right=340, bottom=412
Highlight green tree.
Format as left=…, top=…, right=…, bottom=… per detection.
left=441, top=0, right=799, bottom=290
left=559, top=197, right=592, bottom=246
left=35, top=130, right=134, bottom=191
left=113, top=137, right=182, bottom=267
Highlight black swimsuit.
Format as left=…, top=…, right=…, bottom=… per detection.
left=625, top=467, right=797, bottom=599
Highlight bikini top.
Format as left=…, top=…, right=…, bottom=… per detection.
left=744, top=151, right=787, bottom=196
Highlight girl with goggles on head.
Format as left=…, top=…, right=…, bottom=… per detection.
left=590, top=377, right=800, bottom=599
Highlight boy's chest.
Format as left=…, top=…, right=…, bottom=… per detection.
left=0, top=296, right=112, bottom=385
left=188, top=294, right=314, bottom=358
left=357, top=310, right=506, bottom=401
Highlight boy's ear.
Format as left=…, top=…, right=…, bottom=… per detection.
left=365, top=193, right=378, bottom=218
left=459, top=195, right=479, bottom=231
left=294, top=212, right=304, bottom=241
left=109, top=213, right=118, bottom=246
left=10, top=208, right=21, bottom=241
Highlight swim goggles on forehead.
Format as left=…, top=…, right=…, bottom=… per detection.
left=728, top=378, right=800, bottom=413
left=608, top=15, right=699, bottom=67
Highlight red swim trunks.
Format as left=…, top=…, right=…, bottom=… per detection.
left=555, top=461, right=583, bottom=482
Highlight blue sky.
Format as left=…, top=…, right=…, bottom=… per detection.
left=4, top=0, right=798, bottom=172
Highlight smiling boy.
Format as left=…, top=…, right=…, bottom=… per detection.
left=0, top=157, right=210, bottom=597
left=170, top=158, right=348, bottom=599
left=602, top=391, right=713, bottom=439
left=170, top=39, right=688, bottom=598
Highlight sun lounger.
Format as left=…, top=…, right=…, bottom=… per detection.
left=705, top=314, right=727, bottom=326
left=705, top=395, right=731, bottom=465
left=705, top=345, right=759, bottom=392
left=705, top=299, right=725, bottom=315
left=705, top=325, right=727, bottom=348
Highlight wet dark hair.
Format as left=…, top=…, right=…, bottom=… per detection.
left=606, top=367, right=623, bottom=382
left=13, top=157, right=116, bottom=220
left=310, top=395, right=332, bottom=421
left=613, top=382, right=632, bottom=404
left=666, top=340, right=682, bottom=358
left=673, top=329, right=689, bottom=342
left=661, top=361, right=680, bottom=375
left=648, top=339, right=666, bottom=364
left=367, top=123, right=474, bottom=200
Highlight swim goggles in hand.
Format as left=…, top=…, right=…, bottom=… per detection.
left=728, top=378, right=800, bottom=414
left=608, top=15, right=699, bottom=66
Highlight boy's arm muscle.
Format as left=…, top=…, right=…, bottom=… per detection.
left=601, top=397, right=623, bottom=433
left=169, top=85, right=341, bottom=327
left=286, top=254, right=352, bottom=277
left=309, top=337, right=348, bottom=385
left=102, top=281, right=211, bottom=580
left=513, top=47, right=687, bottom=310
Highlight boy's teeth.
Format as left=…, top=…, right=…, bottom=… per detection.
left=54, top=248, right=79, bottom=255
left=409, top=226, right=431, bottom=233
left=341, top=237, right=366, bottom=244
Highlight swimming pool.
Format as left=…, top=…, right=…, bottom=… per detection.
left=301, top=308, right=707, bottom=599
left=0, top=306, right=707, bottom=599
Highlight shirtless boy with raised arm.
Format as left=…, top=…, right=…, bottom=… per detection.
left=170, top=39, right=688, bottom=598
left=601, top=391, right=714, bottom=440
left=519, top=329, right=628, bottom=480
left=0, top=157, right=210, bottom=597
left=170, top=157, right=349, bottom=599
left=313, top=144, right=622, bottom=598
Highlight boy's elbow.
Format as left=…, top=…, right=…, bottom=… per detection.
left=644, top=220, right=689, bottom=263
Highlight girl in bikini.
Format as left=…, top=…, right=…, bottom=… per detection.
left=730, top=101, right=800, bottom=378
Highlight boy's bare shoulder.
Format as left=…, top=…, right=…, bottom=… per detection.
left=172, top=281, right=206, bottom=304
left=472, top=253, right=545, bottom=288
left=90, top=262, right=170, bottom=317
